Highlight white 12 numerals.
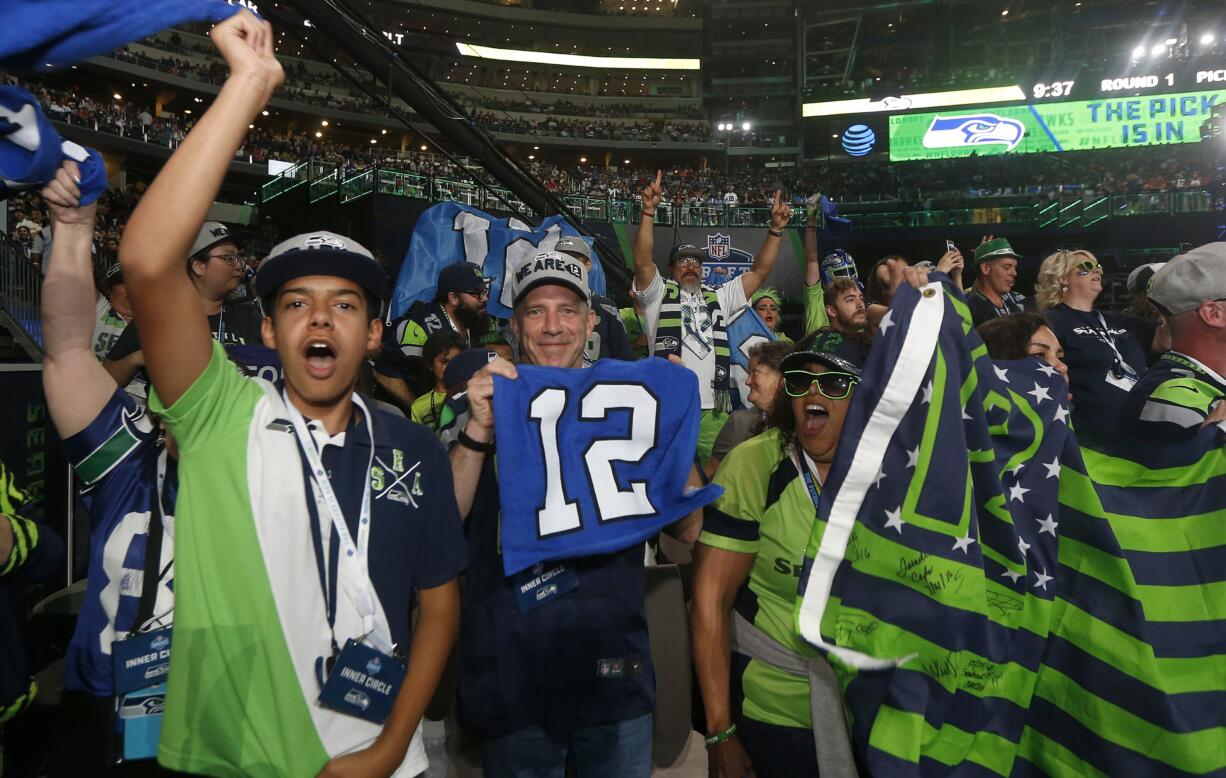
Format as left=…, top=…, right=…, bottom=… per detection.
left=528, top=383, right=659, bottom=537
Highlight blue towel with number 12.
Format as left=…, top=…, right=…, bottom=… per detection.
left=493, top=359, right=722, bottom=576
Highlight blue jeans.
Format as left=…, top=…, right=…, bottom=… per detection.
left=481, top=712, right=653, bottom=778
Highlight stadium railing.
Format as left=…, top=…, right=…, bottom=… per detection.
left=0, top=241, right=45, bottom=359
left=264, top=162, right=1219, bottom=232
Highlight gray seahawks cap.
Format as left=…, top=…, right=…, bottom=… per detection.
left=189, top=221, right=249, bottom=259
left=554, top=235, right=592, bottom=262
left=1148, top=242, right=1226, bottom=316
left=254, top=231, right=388, bottom=301
left=510, top=250, right=589, bottom=307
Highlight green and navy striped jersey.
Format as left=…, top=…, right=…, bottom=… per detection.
left=1126, top=351, right=1226, bottom=442
left=701, top=428, right=821, bottom=729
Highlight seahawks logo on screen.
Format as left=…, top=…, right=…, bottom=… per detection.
left=922, top=113, right=1025, bottom=151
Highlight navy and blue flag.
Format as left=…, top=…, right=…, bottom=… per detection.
left=492, top=358, right=721, bottom=575
left=724, top=305, right=777, bottom=409
left=0, top=0, right=244, bottom=72
left=794, top=278, right=1226, bottom=774
left=390, top=202, right=607, bottom=321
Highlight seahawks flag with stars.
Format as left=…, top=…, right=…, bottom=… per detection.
left=794, top=278, right=1226, bottom=775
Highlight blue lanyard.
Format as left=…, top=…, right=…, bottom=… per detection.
left=792, top=447, right=823, bottom=511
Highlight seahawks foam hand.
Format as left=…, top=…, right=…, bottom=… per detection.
left=641, top=170, right=664, bottom=214
left=211, top=9, right=285, bottom=104
left=768, top=190, right=790, bottom=231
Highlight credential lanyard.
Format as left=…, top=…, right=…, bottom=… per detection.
left=282, top=390, right=382, bottom=651
left=1092, top=311, right=1138, bottom=379
left=790, top=447, right=823, bottom=511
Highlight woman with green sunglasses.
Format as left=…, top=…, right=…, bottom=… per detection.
left=1036, top=249, right=1156, bottom=433
left=690, top=338, right=861, bottom=778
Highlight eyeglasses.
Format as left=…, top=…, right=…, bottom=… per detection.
left=1073, top=260, right=1103, bottom=276
left=462, top=288, right=490, bottom=299
left=208, top=253, right=245, bottom=266
left=783, top=370, right=858, bottom=399
left=674, top=257, right=702, bottom=269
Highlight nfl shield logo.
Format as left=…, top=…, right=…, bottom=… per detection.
left=707, top=234, right=731, bottom=260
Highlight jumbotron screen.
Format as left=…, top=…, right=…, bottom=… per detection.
left=888, top=88, right=1225, bottom=161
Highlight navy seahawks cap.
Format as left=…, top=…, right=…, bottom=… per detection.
left=783, top=329, right=864, bottom=377
left=437, top=262, right=488, bottom=296
left=442, top=348, right=497, bottom=390
left=254, top=231, right=388, bottom=301
left=189, top=220, right=249, bottom=259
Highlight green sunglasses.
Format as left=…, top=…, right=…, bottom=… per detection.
left=783, top=370, right=858, bottom=399
left=1073, top=260, right=1103, bottom=276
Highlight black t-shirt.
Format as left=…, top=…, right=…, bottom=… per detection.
left=106, top=300, right=265, bottom=361
left=966, top=288, right=1027, bottom=327
left=1043, top=304, right=1151, bottom=433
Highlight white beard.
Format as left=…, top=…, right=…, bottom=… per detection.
left=680, top=279, right=702, bottom=295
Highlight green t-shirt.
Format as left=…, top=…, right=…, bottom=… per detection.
left=700, top=428, right=820, bottom=729
left=618, top=307, right=648, bottom=359
left=410, top=389, right=447, bottom=430
left=802, top=283, right=830, bottom=339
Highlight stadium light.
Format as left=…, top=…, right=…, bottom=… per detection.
left=741, top=121, right=751, bottom=131
left=261, top=110, right=269, bottom=116
left=113, top=92, right=121, bottom=100
left=1201, top=33, right=1216, bottom=45
left=370, top=139, right=377, bottom=144
left=1131, top=45, right=1146, bottom=59
left=528, top=154, right=535, bottom=160
left=421, top=145, right=428, bottom=151
left=315, top=131, right=322, bottom=138
left=321, top=120, right=329, bottom=126
left=580, top=156, right=588, bottom=163
left=1151, top=43, right=1166, bottom=57
left=802, top=84, right=1026, bottom=118
left=624, top=159, right=631, bottom=164
left=455, top=42, right=699, bottom=70
left=1164, top=38, right=1177, bottom=45
left=381, top=129, right=388, bottom=135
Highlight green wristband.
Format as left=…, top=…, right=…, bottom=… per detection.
left=704, top=723, right=737, bottom=748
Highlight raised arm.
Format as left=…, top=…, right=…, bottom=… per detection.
left=632, top=170, right=663, bottom=292
left=40, top=160, right=115, bottom=438
left=737, top=190, right=791, bottom=299
left=804, top=202, right=822, bottom=287
left=119, top=11, right=284, bottom=407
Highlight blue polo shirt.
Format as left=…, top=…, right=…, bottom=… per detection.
left=313, top=401, right=467, bottom=651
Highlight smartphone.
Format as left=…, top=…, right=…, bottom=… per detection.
left=945, top=239, right=957, bottom=253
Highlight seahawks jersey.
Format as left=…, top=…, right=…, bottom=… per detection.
left=377, top=301, right=500, bottom=393
left=62, top=388, right=177, bottom=697
left=491, top=358, right=722, bottom=575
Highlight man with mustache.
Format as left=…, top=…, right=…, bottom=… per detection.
left=633, top=170, right=792, bottom=461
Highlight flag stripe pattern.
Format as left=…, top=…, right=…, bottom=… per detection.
left=794, top=279, right=1226, bottom=775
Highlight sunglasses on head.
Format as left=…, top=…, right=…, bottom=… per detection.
left=1073, top=260, right=1102, bottom=276
left=783, top=370, right=858, bottom=399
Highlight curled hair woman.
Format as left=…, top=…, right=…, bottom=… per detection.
left=691, top=344, right=859, bottom=778
left=1036, top=249, right=1152, bottom=431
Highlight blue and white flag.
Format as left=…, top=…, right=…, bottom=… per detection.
left=0, top=0, right=244, bottom=72
left=1, top=87, right=108, bottom=204
left=724, top=305, right=777, bottom=409
left=391, top=202, right=607, bottom=321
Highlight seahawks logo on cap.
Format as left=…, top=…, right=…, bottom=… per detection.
left=304, top=234, right=347, bottom=250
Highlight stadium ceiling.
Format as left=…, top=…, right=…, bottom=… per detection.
left=454, top=42, right=701, bottom=70
left=802, top=85, right=1028, bottom=117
